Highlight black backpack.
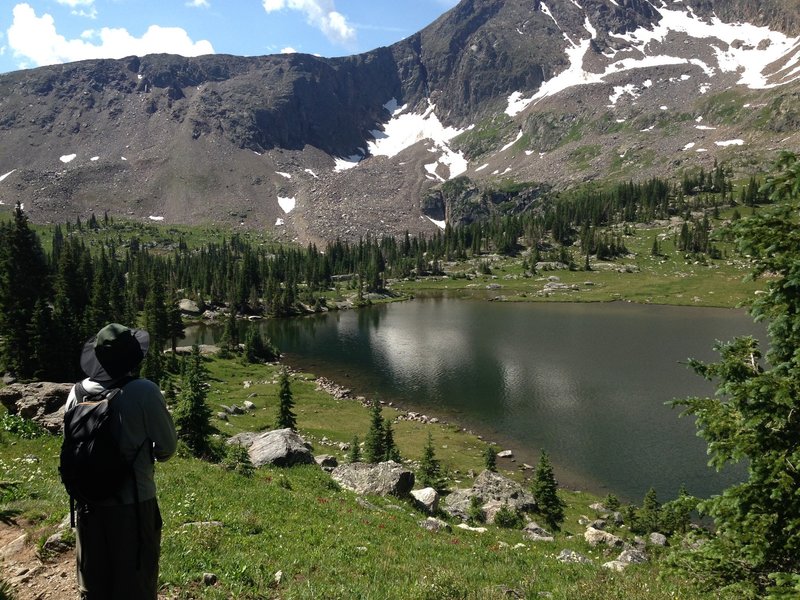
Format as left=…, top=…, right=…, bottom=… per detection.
left=59, top=376, right=139, bottom=520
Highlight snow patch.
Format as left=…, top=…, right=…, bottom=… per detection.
left=334, top=155, right=362, bottom=172
left=715, top=139, right=745, bottom=147
left=368, top=99, right=468, bottom=180
left=149, top=216, right=164, bottom=221
left=304, top=168, right=318, bottom=178
left=0, top=169, right=16, bottom=182
left=276, top=172, right=292, bottom=179
left=475, top=163, right=489, bottom=172
left=90, top=156, right=99, bottom=161
left=275, top=218, right=284, bottom=226
left=426, top=216, right=446, bottom=230
left=609, top=5, right=800, bottom=89
left=683, top=142, right=696, bottom=151
left=608, top=83, right=639, bottom=106
left=121, top=157, right=127, bottom=161
left=278, top=196, right=296, bottom=213
left=60, top=154, right=77, bottom=163
left=696, top=125, right=717, bottom=130
left=500, top=130, right=524, bottom=152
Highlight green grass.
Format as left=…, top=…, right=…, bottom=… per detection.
left=1, top=385, right=716, bottom=599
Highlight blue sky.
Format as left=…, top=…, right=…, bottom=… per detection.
left=0, top=0, right=460, bottom=74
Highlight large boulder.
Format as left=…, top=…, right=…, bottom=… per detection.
left=411, top=487, right=440, bottom=513
left=584, top=526, right=624, bottom=548
left=235, top=428, right=314, bottom=468
left=443, top=470, right=536, bottom=521
left=331, top=461, right=415, bottom=497
left=0, top=382, right=72, bottom=433
left=179, top=299, right=201, bottom=315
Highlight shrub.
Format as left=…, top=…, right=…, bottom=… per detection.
left=494, top=504, right=523, bottom=529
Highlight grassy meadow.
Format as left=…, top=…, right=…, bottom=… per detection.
left=1, top=356, right=726, bottom=599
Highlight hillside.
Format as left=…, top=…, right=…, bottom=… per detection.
left=0, top=356, right=714, bottom=599
left=0, top=0, right=799, bottom=243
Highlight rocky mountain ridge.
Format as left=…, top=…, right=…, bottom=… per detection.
left=1, top=0, right=799, bottom=242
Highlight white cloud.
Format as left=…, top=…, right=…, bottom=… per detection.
left=186, top=0, right=210, bottom=7
left=280, top=47, right=297, bottom=54
left=55, top=0, right=97, bottom=19
left=8, top=3, right=215, bottom=68
left=262, top=0, right=355, bottom=44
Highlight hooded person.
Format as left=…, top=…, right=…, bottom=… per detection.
left=65, top=323, right=177, bottom=600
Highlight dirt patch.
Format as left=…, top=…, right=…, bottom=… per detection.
left=0, top=522, right=76, bottom=600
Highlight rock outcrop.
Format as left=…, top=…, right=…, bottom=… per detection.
left=331, top=461, right=414, bottom=497
left=228, top=428, right=315, bottom=468
left=0, top=382, right=72, bottom=433
left=443, top=469, right=536, bottom=521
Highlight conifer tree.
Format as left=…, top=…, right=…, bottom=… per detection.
left=669, top=151, right=800, bottom=596
left=174, top=345, right=214, bottom=458
left=275, top=367, right=297, bottom=430
left=531, top=450, right=566, bottom=531
left=0, top=204, right=49, bottom=379
left=383, top=417, right=401, bottom=462
left=418, top=432, right=443, bottom=490
left=363, top=399, right=385, bottom=463
left=348, top=434, right=361, bottom=463
left=484, top=445, right=497, bottom=472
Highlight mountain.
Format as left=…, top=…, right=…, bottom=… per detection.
left=1, top=0, right=799, bottom=243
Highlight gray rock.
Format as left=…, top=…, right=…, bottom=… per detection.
left=217, top=412, right=229, bottom=421
left=557, top=549, right=593, bottom=564
left=226, top=431, right=260, bottom=448
left=618, top=548, right=648, bottom=564
left=649, top=532, right=668, bottom=546
left=523, top=522, right=554, bottom=542
left=443, top=470, right=536, bottom=521
left=315, top=454, right=339, bottom=471
left=331, top=461, right=414, bottom=497
left=243, top=400, right=256, bottom=410
left=0, top=382, right=72, bottom=433
left=584, top=526, right=624, bottom=547
left=179, top=299, right=201, bottom=314
left=203, top=572, right=218, bottom=586
left=411, top=487, right=440, bottom=513
left=419, top=517, right=451, bottom=533
left=0, top=533, right=28, bottom=560
left=42, top=531, right=73, bottom=554
left=482, top=499, right=505, bottom=524
left=602, top=560, right=628, bottom=571
left=246, top=428, right=315, bottom=468
left=589, top=519, right=607, bottom=530
left=497, top=450, right=513, bottom=458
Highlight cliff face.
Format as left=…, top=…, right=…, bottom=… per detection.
left=0, top=0, right=799, bottom=242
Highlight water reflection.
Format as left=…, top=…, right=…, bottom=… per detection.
left=185, top=299, right=761, bottom=502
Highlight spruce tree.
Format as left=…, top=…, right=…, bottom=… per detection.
left=484, top=445, right=497, bottom=472
left=418, top=432, right=443, bottom=490
left=348, top=434, right=361, bottom=463
left=383, top=417, right=401, bottom=462
left=174, top=345, right=214, bottom=458
left=0, top=203, right=49, bottom=379
left=669, top=151, right=800, bottom=596
left=531, top=450, right=566, bottom=531
left=275, top=367, right=297, bottom=430
left=363, top=399, right=385, bottom=463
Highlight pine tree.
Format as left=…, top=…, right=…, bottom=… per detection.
left=484, top=445, right=497, bottom=472
left=383, top=417, right=401, bottom=462
left=174, top=345, right=214, bottom=458
left=531, top=450, right=566, bottom=531
left=0, top=203, right=50, bottom=379
left=634, top=487, right=662, bottom=534
left=363, top=399, right=385, bottom=463
left=348, top=435, right=361, bottom=463
left=418, top=432, right=443, bottom=490
left=275, top=367, right=296, bottom=430
left=669, top=151, right=800, bottom=596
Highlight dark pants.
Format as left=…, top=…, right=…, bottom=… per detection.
left=75, top=498, right=163, bottom=600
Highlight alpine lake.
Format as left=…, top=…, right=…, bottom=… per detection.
left=184, top=298, right=764, bottom=503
